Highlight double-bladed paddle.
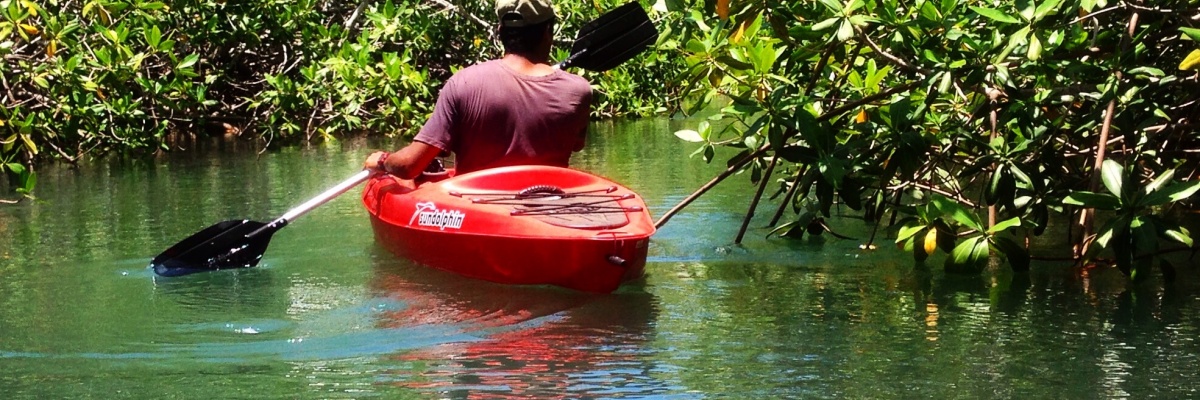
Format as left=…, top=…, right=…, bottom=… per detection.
left=150, top=2, right=659, bottom=277
left=557, top=1, right=659, bottom=71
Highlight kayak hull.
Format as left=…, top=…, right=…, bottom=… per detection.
left=362, top=166, right=655, bottom=293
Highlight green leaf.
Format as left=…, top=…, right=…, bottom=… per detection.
left=994, top=26, right=1030, bottom=63
left=1032, top=0, right=1064, bottom=21
left=1026, top=33, right=1041, bottom=61
left=946, top=236, right=987, bottom=272
left=896, top=221, right=925, bottom=243
left=4, top=163, right=26, bottom=175
left=1180, top=27, right=1200, bottom=42
left=1100, top=159, right=1124, bottom=198
left=1163, top=227, right=1193, bottom=247
left=1140, top=180, right=1200, bottom=207
left=1063, top=191, right=1121, bottom=210
left=1009, top=164, right=1032, bottom=186
left=988, top=217, right=1022, bottom=234
left=969, top=6, right=1020, bottom=24
left=931, top=195, right=984, bottom=232
left=817, top=0, right=843, bottom=13
left=176, top=53, right=199, bottom=70
left=836, top=19, right=854, bottom=42
left=1143, top=169, right=1175, bottom=195
left=674, top=129, right=704, bottom=143
left=717, top=54, right=754, bottom=70
left=986, top=165, right=1006, bottom=206
left=1092, top=215, right=1131, bottom=251
left=812, top=17, right=839, bottom=31
left=19, top=170, right=36, bottom=193
left=144, top=25, right=161, bottom=49
left=937, top=70, right=952, bottom=94
left=1016, top=0, right=1035, bottom=21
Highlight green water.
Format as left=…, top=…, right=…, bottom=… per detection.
left=2, top=120, right=1199, bottom=399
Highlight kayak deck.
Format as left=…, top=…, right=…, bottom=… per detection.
left=363, top=166, right=655, bottom=293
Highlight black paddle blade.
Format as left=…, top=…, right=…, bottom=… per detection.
left=150, top=219, right=275, bottom=277
left=566, top=1, right=659, bottom=72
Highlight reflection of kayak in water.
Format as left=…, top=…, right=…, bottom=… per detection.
left=362, top=165, right=656, bottom=293
left=369, top=257, right=659, bottom=397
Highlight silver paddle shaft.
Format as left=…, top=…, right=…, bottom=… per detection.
left=279, top=169, right=372, bottom=222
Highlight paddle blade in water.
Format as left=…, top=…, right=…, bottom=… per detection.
left=565, top=1, right=658, bottom=72
left=150, top=219, right=275, bottom=277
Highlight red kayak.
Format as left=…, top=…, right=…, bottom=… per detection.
left=362, top=165, right=655, bottom=293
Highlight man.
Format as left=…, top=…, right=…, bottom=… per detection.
left=363, top=0, right=593, bottom=179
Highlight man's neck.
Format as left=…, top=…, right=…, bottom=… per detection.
left=501, top=53, right=555, bottom=77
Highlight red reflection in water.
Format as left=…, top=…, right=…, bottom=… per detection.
left=369, top=257, right=658, bottom=398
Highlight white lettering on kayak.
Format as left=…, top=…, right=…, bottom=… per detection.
left=409, top=201, right=465, bottom=230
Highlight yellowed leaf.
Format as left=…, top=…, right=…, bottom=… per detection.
left=20, top=24, right=38, bottom=36
left=21, top=0, right=38, bottom=16
left=855, top=109, right=868, bottom=123
left=46, top=39, right=56, bottom=57
left=923, top=228, right=938, bottom=255
left=731, top=20, right=745, bottom=43
left=1180, top=49, right=1200, bottom=71
left=20, top=134, right=38, bottom=156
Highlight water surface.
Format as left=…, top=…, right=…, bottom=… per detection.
left=2, top=120, right=1199, bottom=399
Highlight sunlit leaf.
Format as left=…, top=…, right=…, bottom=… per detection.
left=946, top=236, right=987, bottom=271
left=995, top=26, right=1030, bottom=63
left=812, top=17, right=839, bottom=31
left=4, top=163, right=26, bottom=175
left=1143, top=169, right=1175, bottom=195
left=817, top=0, right=843, bottom=14
left=1180, top=49, right=1200, bottom=71
left=1033, top=0, right=1064, bottom=21
left=1140, top=180, right=1200, bottom=207
left=20, top=133, right=37, bottom=155
left=1163, top=227, right=1193, bottom=247
left=1027, top=33, right=1041, bottom=61
left=1016, top=0, right=1035, bottom=21
left=176, top=53, right=199, bottom=70
left=837, top=19, right=854, bottom=42
left=931, top=195, right=984, bottom=232
left=896, top=221, right=925, bottom=243
left=969, top=6, right=1020, bottom=24
left=988, top=217, right=1022, bottom=234
left=1180, top=27, right=1200, bottom=42
left=1100, top=159, right=1124, bottom=198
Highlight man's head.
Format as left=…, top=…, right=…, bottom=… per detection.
left=495, top=0, right=556, bottom=57
left=495, top=0, right=556, bottom=28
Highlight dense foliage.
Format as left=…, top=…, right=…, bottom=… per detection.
left=0, top=0, right=678, bottom=199
left=5, top=0, right=1199, bottom=280
left=660, top=0, right=1200, bottom=280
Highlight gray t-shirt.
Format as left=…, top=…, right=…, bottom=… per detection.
left=414, top=59, right=593, bottom=174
